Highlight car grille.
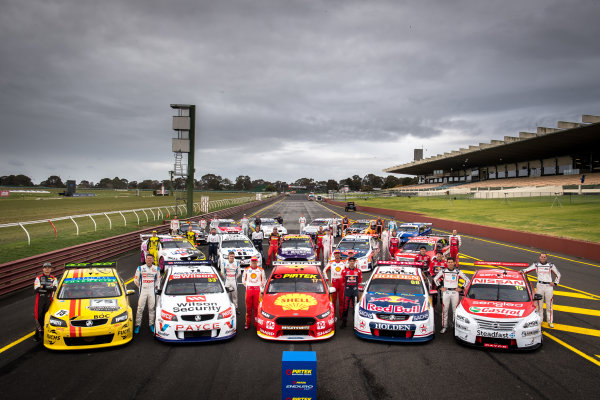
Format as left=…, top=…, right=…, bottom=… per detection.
left=70, top=319, right=108, bottom=327
left=181, top=314, right=215, bottom=322
left=64, top=334, right=114, bottom=346
left=377, top=314, right=409, bottom=321
left=281, top=330, right=310, bottom=336
left=275, top=317, right=316, bottom=326
left=184, top=330, right=219, bottom=339
left=475, top=318, right=517, bottom=331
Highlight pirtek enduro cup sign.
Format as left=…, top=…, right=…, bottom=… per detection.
left=282, top=351, right=317, bottom=400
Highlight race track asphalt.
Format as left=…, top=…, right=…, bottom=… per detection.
left=1, top=194, right=598, bottom=399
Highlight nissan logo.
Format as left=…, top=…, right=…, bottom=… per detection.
left=86, top=320, right=93, bottom=327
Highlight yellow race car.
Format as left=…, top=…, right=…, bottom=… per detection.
left=44, top=262, right=135, bottom=350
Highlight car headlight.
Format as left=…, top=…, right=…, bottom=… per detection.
left=261, top=309, right=275, bottom=319
left=522, top=319, right=539, bottom=329
left=277, top=255, right=284, bottom=260
left=412, top=312, right=429, bottom=321
left=49, top=316, right=67, bottom=327
left=307, top=255, right=315, bottom=260
left=358, top=308, right=374, bottom=319
left=111, top=311, right=128, bottom=324
left=456, top=313, right=471, bottom=324
left=316, top=310, right=331, bottom=319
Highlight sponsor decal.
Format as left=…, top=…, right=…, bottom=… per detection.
left=170, top=273, right=217, bottom=280
left=420, top=323, right=428, bottom=333
left=274, top=294, right=318, bottom=311
left=476, top=330, right=514, bottom=339
left=186, top=295, right=207, bottom=302
left=521, top=329, right=540, bottom=337
left=159, top=322, right=170, bottom=332
left=281, top=325, right=310, bottom=330
left=285, top=369, right=313, bottom=376
left=220, top=307, right=233, bottom=319
left=316, top=328, right=333, bottom=336
left=175, top=323, right=220, bottom=331
left=259, top=328, right=275, bottom=336
left=366, top=303, right=420, bottom=314
left=63, top=277, right=116, bottom=283
left=251, top=272, right=257, bottom=279
left=372, top=296, right=419, bottom=304
left=359, top=320, right=366, bottom=329
left=286, top=384, right=314, bottom=390
left=370, top=322, right=415, bottom=331
left=266, top=320, right=275, bottom=329
left=373, top=273, right=420, bottom=280
left=484, top=343, right=509, bottom=349
left=316, top=321, right=326, bottom=329
left=172, top=302, right=219, bottom=313
left=273, top=274, right=318, bottom=279
left=161, top=310, right=176, bottom=321
left=469, top=307, right=525, bottom=317
left=455, top=323, right=469, bottom=331
left=93, top=313, right=110, bottom=319
left=54, top=309, right=69, bottom=318
left=472, top=278, right=525, bottom=286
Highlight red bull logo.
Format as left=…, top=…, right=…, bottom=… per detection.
left=373, top=296, right=419, bottom=304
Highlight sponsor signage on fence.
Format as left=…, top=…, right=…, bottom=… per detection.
left=282, top=351, right=316, bottom=400
left=0, top=190, right=9, bottom=197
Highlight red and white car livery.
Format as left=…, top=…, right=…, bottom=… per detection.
left=154, top=261, right=236, bottom=342
left=255, top=263, right=335, bottom=341
left=215, top=219, right=243, bottom=234
left=395, top=236, right=450, bottom=262
left=454, top=268, right=542, bottom=350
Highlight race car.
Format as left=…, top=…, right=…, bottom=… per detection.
left=345, top=219, right=371, bottom=235
left=255, top=263, right=336, bottom=341
left=395, top=236, right=450, bottom=264
left=218, top=234, right=262, bottom=266
left=154, top=261, right=236, bottom=342
left=395, top=223, right=433, bottom=244
left=301, top=218, right=331, bottom=236
left=276, top=234, right=317, bottom=262
left=141, top=235, right=206, bottom=271
left=331, top=234, right=380, bottom=271
left=454, top=267, right=542, bottom=350
left=178, top=222, right=207, bottom=244
left=214, top=219, right=243, bottom=235
left=43, top=262, right=134, bottom=350
left=354, top=261, right=435, bottom=342
left=255, top=218, right=288, bottom=238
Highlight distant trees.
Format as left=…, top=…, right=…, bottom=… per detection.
left=0, top=174, right=34, bottom=186
left=40, top=175, right=65, bottom=187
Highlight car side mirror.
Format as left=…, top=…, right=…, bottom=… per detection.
left=126, top=290, right=135, bottom=296
left=328, top=286, right=336, bottom=293
left=358, top=283, right=365, bottom=292
left=533, top=293, right=543, bottom=301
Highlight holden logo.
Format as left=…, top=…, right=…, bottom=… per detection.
left=86, top=320, right=93, bottom=327
left=492, top=323, right=499, bottom=329
left=195, top=315, right=202, bottom=321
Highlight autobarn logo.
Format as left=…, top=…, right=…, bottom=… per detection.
left=469, top=307, right=525, bottom=317
left=274, top=294, right=318, bottom=311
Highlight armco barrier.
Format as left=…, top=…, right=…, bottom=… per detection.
left=326, top=199, right=600, bottom=263
left=0, top=195, right=283, bottom=297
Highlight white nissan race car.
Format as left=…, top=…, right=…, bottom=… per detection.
left=218, top=234, right=263, bottom=267
left=154, top=261, right=236, bottom=343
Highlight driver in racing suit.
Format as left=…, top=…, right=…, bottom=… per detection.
left=266, top=227, right=280, bottom=267
left=170, top=216, right=180, bottom=235
left=251, top=226, right=264, bottom=262
left=241, top=214, right=250, bottom=236
left=146, top=230, right=161, bottom=263
left=389, top=230, right=400, bottom=260
left=375, top=218, right=383, bottom=237
left=341, top=257, right=362, bottom=328
left=315, top=226, right=325, bottom=263
left=186, top=225, right=196, bottom=246
left=298, top=213, right=307, bottom=233
left=523, top=253, right=561, bottom=328
left=381, top=227, right=390, bottom=261
left=415, top=246, right=432, bottom=277
left=134, top=254, right=160, bottom=334
left=332, top=217, right=339, bottom=238
left=433, top=258, right=470, bottom=333
left=341, top=216, right=349, bottom=236
left=322, top=228, right=333, bottom=265
left=199, top=218, right=207, bottom=231
left=449, top=229, right=462, bottom=264
left=242, top=257, right=266, bottom=330
left=324, top=250, right=346, bottom=320
left=33, top=262, right=57, bottom=342
left=207, top=227, right=221, bottom=266
left=220, top=251, right=241, bottom=313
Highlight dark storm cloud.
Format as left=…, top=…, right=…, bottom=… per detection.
left=1, top=0, right=599, bottom=183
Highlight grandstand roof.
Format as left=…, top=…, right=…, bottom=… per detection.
left=384, top=115, right=600, bottom=176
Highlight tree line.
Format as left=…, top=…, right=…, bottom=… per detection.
left=0, top=174, right=417, bottom=192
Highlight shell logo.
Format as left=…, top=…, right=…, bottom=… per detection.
left=274, top=294, right=318, bottom=311
left=251, top=273, right=257, bottom=279
left=335, top=266, right=341, bottom=272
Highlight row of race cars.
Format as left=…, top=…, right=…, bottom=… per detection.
left=38, top=217, right=543, bottom=351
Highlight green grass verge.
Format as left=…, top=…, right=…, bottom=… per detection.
left=352, top=195, right=600, bottom=243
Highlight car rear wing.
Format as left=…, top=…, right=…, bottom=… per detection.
left=65, top=262, right=117, bottom=269
left=272, top=261, right=322, bottom=267
left=474, top=261, right=530, bottom=268
left=415, top=222, right=433, bottom=227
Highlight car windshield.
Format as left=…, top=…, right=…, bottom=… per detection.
left=467, top=283, right=530, bottom=302
left=309, top=220, right=327, bottom=227
left=402, top=242, right=434, bottom=252
left=165, top=274, right=223, bottom=295
left=221, top=239, right=252, bottom=248
left=367, top=277, right=424, bottom=295
left=58, top=276, right=122, bottom=299
left=260, top=219, right=276, bottom=224
left=337, top=240, right=370, bottom=251
left=350, top=222, right=369, bottom=229
left=162, top=241, right=194, bottom=249
left=400, top=225, right=418, bottom=232
left=266, top=273, right=325, bottom=294
left=219, top=221, right=237, bottom=227
left=281, top=238, right=312, bottom=249
left=185, top=224, right=201, bottom=230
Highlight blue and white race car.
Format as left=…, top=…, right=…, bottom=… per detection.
left=331, top=234, right=380, bottom=271
left=354, top=261, right=435, bottom=342
left=218, top=234, right=262, bottom=267
left=395, top=223, right=432, bottom=244
left=154, top=261, right=236, bottom=343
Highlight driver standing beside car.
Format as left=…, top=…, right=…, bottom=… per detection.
left=146, top=230, right=161, bottom=263
left=33, top=262, right=58, bottom=342
left=134, top=254, right=160, bottom=334
left=221, top=251, right=241, bottom=314
left=170, top=215, right=180, bottom=235
left=433, top=258, right=470, bottom=333
left=242, top=256, right=266, bottom=330
left=266, top=227, right=281, bottom=267
left=298, top=213, right=307, bottom=233
left=322, top=228, right=333, bottom=265
left=523, top=253, right=561, bottom=328
left=251, top=226, right=265, bottom=262
left=207, top=227, right=221, bottom=266
left=381, top=227, right=390, bottom=261
left=340, top=257, right=363, bottom=328
left=241, top=214, right=250, bottom=236
left=324, top=250, right=347, bottom=321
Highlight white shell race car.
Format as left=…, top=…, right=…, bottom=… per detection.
left=218, top=234, right=263, bottom=267
left=155, top=261, right=236, bottom=343
left=140, top=235, right=205, bottom=271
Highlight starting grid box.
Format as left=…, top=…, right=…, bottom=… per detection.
left=282, top=351, right=317, bottom=400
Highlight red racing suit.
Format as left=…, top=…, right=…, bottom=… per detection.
left=341, top=268, right=363, bottom=322
left=324, top=260, right=346, bottom=319
left=429, top=258, right=448, bottom=279
left=449, top=235, right=461, bottom=262
left=266, top=233, right=280, bottom=267
left=316, top=232, right=325, bottom=261
left=415, top=253, right=431, bottom=276
left=389, top=236, right=400, bottom=259
left=242, top=266, right=266, bottom=328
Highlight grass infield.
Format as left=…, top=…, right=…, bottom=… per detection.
left=351, top=195, right=600, bottom=243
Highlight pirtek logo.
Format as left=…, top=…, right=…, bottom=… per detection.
left=285, top=369, right=312, bottom=376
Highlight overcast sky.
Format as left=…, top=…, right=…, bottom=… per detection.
left=1, top=0, right=599, bottom=184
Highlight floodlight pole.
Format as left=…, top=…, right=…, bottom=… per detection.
left=187, top=105, right=196, bottom=218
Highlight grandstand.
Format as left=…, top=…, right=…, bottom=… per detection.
left=385, top=114, right=600, bottom=190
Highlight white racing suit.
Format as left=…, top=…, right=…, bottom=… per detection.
left=135, top=264, right=160, bottom=327
left=381, top=230, right=390, bottom=261
left=241, top=218, right=250, bottom=236
left=299, top=217, right=306, bottom=234
left=221, top=259, right=241, bottom=308
left=434, top=268, right=470, bottom=329
left=523, top=262, right=561, bottom=325
left=322, top=234, right=332, bottom=264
